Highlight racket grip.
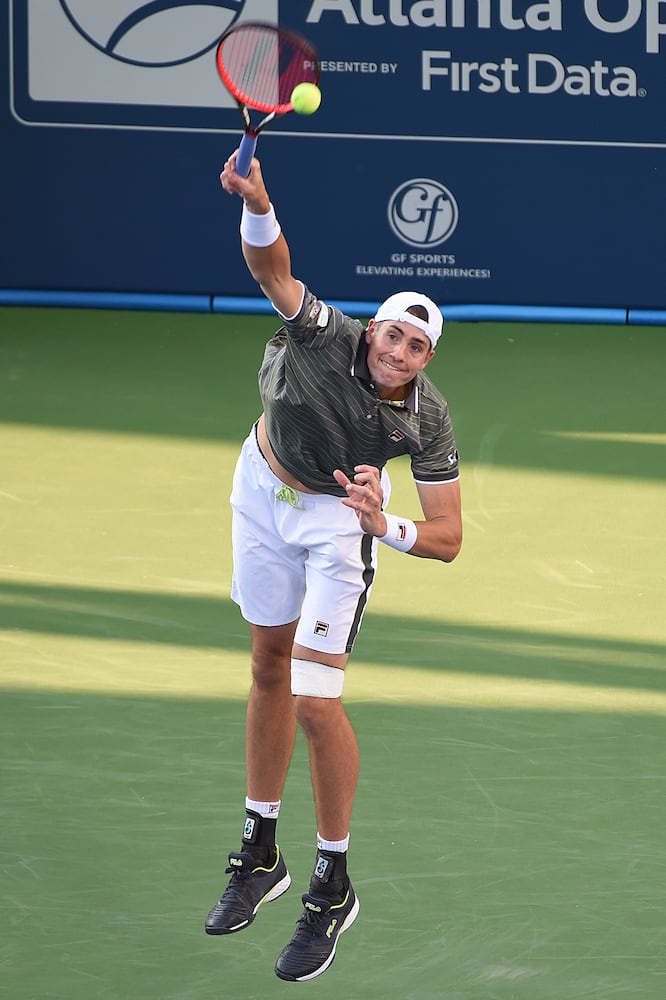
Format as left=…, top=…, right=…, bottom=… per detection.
left=236, top=133, right=258, bottom=178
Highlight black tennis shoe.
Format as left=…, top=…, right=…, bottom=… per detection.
left=274, top=884, right=360, bottom=982
left=205, top=846, right=291, bottom=935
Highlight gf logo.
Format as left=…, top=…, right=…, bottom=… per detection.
left=58, top=0, right=247, bottom=67
left=388, top=178, right=459, bottom=248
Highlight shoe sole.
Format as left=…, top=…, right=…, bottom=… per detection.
left=274, top=894, right=360, bottom=982
left=205, top=871, right=292, bottom=936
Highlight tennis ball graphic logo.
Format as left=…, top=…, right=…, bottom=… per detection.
left=59, top=0, right=247, bottom=67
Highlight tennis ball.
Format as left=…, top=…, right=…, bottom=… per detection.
left=290, top=82, right=321, bottom=115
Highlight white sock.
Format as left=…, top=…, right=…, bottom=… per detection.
left=317, top=832, right=350, bottom=853
left=246, top=797, right=281, bottom=819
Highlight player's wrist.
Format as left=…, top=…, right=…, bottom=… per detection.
left=379, top=513, right=418, bottom=552
left=242, top=196, right=271, bottom=215
left=240, top=201, right=281, bottom=247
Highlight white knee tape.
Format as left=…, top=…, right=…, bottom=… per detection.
left=291, top=658, right=345, bottom=699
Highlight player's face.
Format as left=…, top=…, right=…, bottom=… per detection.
left=365, top=320, right=434, bottom=398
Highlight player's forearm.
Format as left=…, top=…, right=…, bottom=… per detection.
left=407, top=517, right=462, bottom=563
left=373, top=510, right=461, bottom=563
left=239, top=196, right=293, bottom=292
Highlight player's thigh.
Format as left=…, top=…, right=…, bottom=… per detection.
left=295, top=527, right=379, bottom=656
left=293, top=469, right=390, bottom=654
left=230, top=431, right=306, bottom=626
left=231, top=506, right=306, bottom=626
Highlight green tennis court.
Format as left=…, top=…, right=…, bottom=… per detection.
left=1, top=307, right=665, bottom=999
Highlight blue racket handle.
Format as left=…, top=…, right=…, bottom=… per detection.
left=236, top=133, right=258, bottom=178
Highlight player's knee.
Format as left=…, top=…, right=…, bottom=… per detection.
left=251, top=649, right=291, bottom=691
left=294, top=694, right=341, bottom=743
left=291, top=661, right=350, bottom=744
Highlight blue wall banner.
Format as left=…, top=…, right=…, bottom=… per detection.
left=2, top=1, right=665, bottom=313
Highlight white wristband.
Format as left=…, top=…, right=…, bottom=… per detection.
left=380, top=513, right=418, bottom=552
left=240, top=202, right=281, bottom=247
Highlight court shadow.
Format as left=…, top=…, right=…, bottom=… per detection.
left=1, top=578, right=663, bottom=694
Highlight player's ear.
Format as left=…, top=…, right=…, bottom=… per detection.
left=365, top=319, right=376, bottom=343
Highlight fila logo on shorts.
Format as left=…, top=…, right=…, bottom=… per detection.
left=314, top=621, right=329, bottom=637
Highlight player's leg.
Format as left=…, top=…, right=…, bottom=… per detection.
left=246, top=621, right=298, bottom=805
left=205, top=621, right=298, bottom=936
left=291, top=650, right=357, bottom=843
left=274, top=509, right=376, bottom=980
left=206, top=428, right=305, bottom=935
left=295, top=654, right=359, bottom=904
left=274, top=654, right=361, bottom=982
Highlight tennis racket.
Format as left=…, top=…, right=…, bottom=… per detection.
left=216, top=21, right=320, bottom=178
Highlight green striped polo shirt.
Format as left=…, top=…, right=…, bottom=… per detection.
left=259, top=287, right=460, bottom=497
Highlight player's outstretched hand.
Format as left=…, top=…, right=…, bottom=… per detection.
left=334, top=465, right=387, bottom=537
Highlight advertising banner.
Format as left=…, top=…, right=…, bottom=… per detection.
left=3, top=1, right=665, bottom=313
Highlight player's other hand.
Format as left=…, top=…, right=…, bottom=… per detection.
left=334, top=465, right=387, bottom=537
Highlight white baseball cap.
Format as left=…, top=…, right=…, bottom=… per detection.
left=374, top=291, right=443, bottom=348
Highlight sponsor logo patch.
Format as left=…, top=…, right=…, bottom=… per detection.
left=315, top=857, right=329, bottom=879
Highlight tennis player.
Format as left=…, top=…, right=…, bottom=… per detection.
left=205, top=151, right=463, bottom=982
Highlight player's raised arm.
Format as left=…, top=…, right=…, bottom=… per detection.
left=220, top=152, right=303, bottom=319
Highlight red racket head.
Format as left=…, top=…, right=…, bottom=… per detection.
left=216, top=21, right=320, bottom=115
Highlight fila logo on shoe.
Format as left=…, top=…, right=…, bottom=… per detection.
left=326, top=918, right=338, bottom=939
left=305, top=900, right=323, bottom=913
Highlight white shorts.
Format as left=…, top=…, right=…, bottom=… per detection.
left=230, top=427, right=391, bottom=654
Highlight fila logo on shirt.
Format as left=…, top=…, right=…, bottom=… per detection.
left=389, top=428, right=406, bottom=442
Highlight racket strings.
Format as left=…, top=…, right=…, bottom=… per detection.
left=218, top=25, right=319, bottom=114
